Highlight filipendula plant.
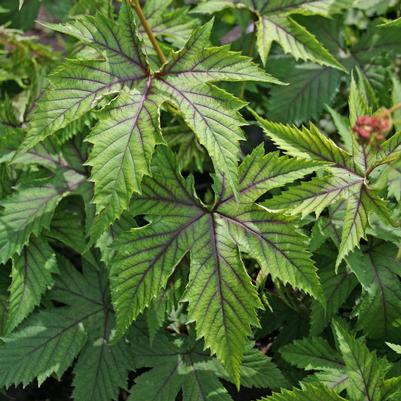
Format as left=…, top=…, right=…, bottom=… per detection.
left=0, top=1, right=400, bottom=400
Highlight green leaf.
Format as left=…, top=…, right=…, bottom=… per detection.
left=140, top=0, right=198, bottom=48
left=387, top=343, right=401, bottom=354
left=216, top=144, right=324, bottom=204
left=183, top=214, right=262, bottom=383
left=49, top=257, right=131, bottom=401
left=310, top=264, right=358, bottom=335
left=381, top=377, right=401, bottom=401
left=260, top=383, right=347, bottom=401
left=254, top=114, right=354, bottom=170
left=146, top=267, right=187, bottom=342
left=372, top=131, right=401, bottom=169
left=327, top=105, right=353, bottom=152
left=21, top=58, right=140, bottom=154
left=155, top=20, right=281, bottom=195
left=281, top=336, right=344, bottom=371
left=210, top=343, right=287, bottom=389
left=302, top=369, right=349, bottom=393
left=163, top=126, right=206, bottom=171
left=336, top=187, right=394, bottom=267
left=217, top=203, right=323, bottom=302
left=268, top=62, right=341, bottom=123
left=50, top=257, right=106, bottom=314
left=332, top=320, right=390, bottom=401
left=191, top=1, right=244, bottom=14
left=0, top=308, right=87, bottom=388
left=128, top=328, right=230, bottom=401
left=348, top=74, right=371, bottom=126
left=0, top=171, right=84, bottom=263
left=347, top=243, right=401, bottom=340
left=86, top=88, right=160, bottom=228
left=263, top=175, right=364, bottom=218
left=182, top=370, right=233, bottom=401
left=385, top=160, right=401, bottom=201
left=233, top=345, right=288, bottom=389
left=73, top=337, right=131, bottom=401
left=7, top=237, right=57, bottom=333
left=255, top=112, right=394, bottom=268
left=352, top=23, right=401, bottom=65
left=336, top=184, right=369, bottom=266
left=156, top=81, right=246, bottom=196
left=128, top=327, right=283, bottom=401
left=261, top=0, right=354, bottom=16
left=256, top=15, right=344, bottom=69
left=110, top=147, right=203, bottom=335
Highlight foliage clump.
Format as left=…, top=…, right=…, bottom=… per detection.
left=0, top=0, right=401, bottom=400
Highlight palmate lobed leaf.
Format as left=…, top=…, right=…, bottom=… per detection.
left=110, top=145, right=323, bottom=384
left=0, top=308, right=88, bottom=388
left=21, top=3, right=280, bottom=235
left=0, top=255, right=131, bottom=401
left=255, top=110, right=398, bottom=267
left=127, top=325, right=285, bottom=401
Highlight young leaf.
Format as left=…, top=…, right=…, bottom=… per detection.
left=392, top=76, right=401, bottom=132
left=256, top=112, right=394, bottom=267
left=387, top=343, right=401, bottom=354
left=261, top=0, right=354, bottom=16
left=217, top=144, right=324, bottom=204
left=263, top=175, right=364, bottom=218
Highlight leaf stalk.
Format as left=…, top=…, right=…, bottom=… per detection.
left=129, top=0, right=167, bottom=65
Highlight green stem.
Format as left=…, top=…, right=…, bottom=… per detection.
left=129, top=0, right=167, bottom=65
